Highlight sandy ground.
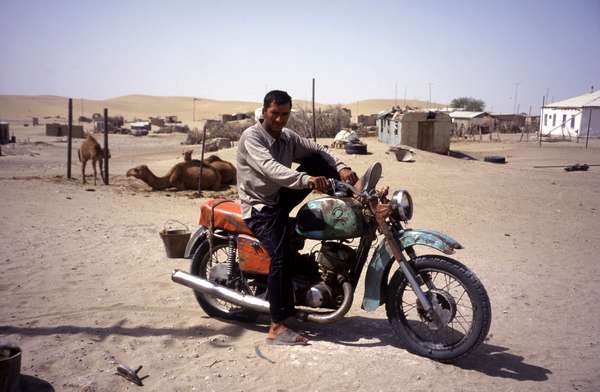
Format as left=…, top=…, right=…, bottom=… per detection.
left=0, top=95, right=435, bottom=124
left=1, top=125, right=600, bottom=392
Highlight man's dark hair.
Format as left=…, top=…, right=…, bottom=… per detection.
left=263, top=90, right=292, bottom=110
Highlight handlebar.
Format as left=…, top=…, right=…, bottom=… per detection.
left=309, top=178, right=356, bottom=197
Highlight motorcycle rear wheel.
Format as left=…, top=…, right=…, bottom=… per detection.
left=190, top=239, right=260, bottom=322
left=385, top=255, right=491, bottom=361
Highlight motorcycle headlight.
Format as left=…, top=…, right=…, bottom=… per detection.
left=390, top=190, right=413, bottom=221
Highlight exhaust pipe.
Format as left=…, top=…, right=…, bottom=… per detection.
left=172, top=269, right=270, bottom=313
left=171, top=270, right=353, bottom=324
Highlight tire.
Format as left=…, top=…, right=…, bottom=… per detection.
left=484, top=155, right=506, bottom=164
left=385, top=255, right=491, bottom=361
left=190, top=238, right=260, bottom=322
left=345, top=142, right=367, bottom=155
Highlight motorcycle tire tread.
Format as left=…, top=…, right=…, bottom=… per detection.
left=385, top=255, right=492, bottom=362
left=190, top=238, right=261, bottom=322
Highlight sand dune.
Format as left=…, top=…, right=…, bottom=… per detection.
left=0, top=95, right=442, bottom=123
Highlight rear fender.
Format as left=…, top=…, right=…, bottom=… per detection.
left=184, top=226, right=208, bottom=259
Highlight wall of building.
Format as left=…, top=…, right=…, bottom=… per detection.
left=377, top=117, right=402, bottom=144
left=580, top=107, right=600, bottom=138
left=379, top=112, right=452, bottom=152
left=540, top=107, right=582, bottom=137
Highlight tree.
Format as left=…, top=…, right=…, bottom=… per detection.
left=450, top=97, right=486, bottom=111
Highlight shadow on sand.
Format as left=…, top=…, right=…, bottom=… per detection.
left=277, top=315, right=550, bottom=382
left=448, top=150, right=478, bottom=160
left=2, top=315, right=551, bottom=382
left=0, top=319, right=248, bottom=348
left=18, top=375, right=55, bottom=392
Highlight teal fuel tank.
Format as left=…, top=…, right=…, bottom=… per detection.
left=295, top=197, right=364, bottom=240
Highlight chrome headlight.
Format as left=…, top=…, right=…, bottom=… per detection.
left=390, top=190, right=413, bottom=221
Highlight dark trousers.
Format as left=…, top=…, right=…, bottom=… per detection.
left=244, top=154, right=340, bottom=322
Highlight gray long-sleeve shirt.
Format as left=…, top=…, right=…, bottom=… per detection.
left=236, top=121, right=348, bottom=218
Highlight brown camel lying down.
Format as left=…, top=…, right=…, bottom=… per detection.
left=126, top=161, right=221, bottom=191
left=182, top=150, right=237, bottom=185
left=78, top=134, right=110, bottom=185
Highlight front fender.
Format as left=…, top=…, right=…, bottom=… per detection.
left=361, top=229, right=463, bottom=311
left=362, top=242, right=394, bottom=311
left=398, top=229, right=462, bottom=255
left=183, top=226, right=208, bottom=259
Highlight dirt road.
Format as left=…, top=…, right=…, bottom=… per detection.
left=1, top=127, right=599, bottom=391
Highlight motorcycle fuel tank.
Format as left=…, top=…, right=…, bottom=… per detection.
left=295, top=197, right=364, bottom=240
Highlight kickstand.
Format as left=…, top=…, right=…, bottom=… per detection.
left=116, top=364, right=149, bottom=386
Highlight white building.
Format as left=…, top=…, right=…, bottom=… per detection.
left=541, top=90, right=600, bottom=138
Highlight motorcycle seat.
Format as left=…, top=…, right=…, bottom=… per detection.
left=199, top=199, right=254, bottom=236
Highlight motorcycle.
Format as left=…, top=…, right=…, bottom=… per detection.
left=172, top=162, right=491, bottom=361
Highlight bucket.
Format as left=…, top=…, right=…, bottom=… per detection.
left=0, top=346, right=21, bottom=392
left=160, top=220, right=191, bottom=258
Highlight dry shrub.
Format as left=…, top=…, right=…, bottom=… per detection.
left=183, top=118, right=254, bottom=145
left=287, top=106, right=351, bottom=138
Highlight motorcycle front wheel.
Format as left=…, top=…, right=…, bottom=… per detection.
left=190, top=238, right=260, bottom=322
left=385, top=255, right=491, bottom=361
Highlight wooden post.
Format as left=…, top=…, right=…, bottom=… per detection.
left=585, top=107, right=593, bottom=149
left=198, top=126, right=207, bottom=193
left=539, top=96, right=545, bottom=148
left=67, top=98, right=73, bottom=179
left=103, top=108, right=109, bottom=185
left=312, top=78, right=316, bottom=142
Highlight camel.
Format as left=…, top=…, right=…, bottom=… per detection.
left=78, top=134, right=110, bottom=185
left=182, top=150, right=237, bottom=185
left=126, top=161, right=221, bottom=191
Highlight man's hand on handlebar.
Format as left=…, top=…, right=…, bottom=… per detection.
left=307, top=176, right=329, bottom=193
left=339, top=167, right=359, bottom=185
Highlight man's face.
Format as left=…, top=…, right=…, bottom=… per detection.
left=262, top=101, right=291, bottom=137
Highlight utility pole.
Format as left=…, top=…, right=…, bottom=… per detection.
left=67, top=98, right=72, bottom=179
left=428, top=83, right=432, bottom=107
left=513, top=82, right=520, bottom=114
left=312, top=78, right=316, bottom=142
left=193, top=98, right=197, bottom=122
left=103, top=108, right=109, bottom=185
left=539, top=95, right=545, bottom=147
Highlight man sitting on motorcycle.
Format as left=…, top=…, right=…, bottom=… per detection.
left=237, top=90, right=359, bottom=345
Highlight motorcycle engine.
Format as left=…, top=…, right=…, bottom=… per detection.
left=317, top=242, right=357, bottom=275
left=298, top=242, right=357, bottom=308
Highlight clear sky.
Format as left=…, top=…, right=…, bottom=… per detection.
left=1, top=0, right=599, bottom=113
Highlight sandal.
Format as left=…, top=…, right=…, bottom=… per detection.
left=266, top=329, right=309, bottom=346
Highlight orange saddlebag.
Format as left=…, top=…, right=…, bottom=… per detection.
left=199, top=199, right=254, bottom=236
left=237, top=234, right=271, bottom=275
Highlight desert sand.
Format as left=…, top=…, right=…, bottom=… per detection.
left=0, top=95, right=437, bottom=124
left=1, top=120, right=600, bottom=391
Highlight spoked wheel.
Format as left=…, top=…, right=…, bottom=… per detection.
left=190, top=239, right=261, bottom=321
left=386, top=255, right=491, bottom=361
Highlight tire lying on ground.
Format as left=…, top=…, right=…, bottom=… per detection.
left=345, top=142, right=368, bottom=155
left=483, top=155, right=506, bottom=164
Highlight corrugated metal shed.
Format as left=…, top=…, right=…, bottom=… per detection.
left=545, top=90, right=600, bottom=108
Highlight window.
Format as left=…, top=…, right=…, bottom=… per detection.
left=571, top=115, right=575, bottom=128
left=544, top=114, right=548, bottom=126
left=394, top=121, right=398, bottom=135
left=562, top=114, right=566, bottom=127
left=552, top=114, right=556, bottom=127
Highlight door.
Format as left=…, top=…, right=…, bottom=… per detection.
left=417, top=122, right=434, bottom=151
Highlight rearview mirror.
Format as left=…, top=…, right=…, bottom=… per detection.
left=360, top=162, right=382, bottom=193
